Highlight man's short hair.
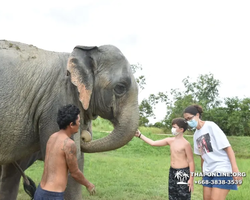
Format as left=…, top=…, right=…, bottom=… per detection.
left=171, top=117, right=188, bottom=132
left=57, top=104, right=80, bottom=130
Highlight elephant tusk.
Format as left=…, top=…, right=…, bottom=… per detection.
left=81, top=130, right=92, bottom=142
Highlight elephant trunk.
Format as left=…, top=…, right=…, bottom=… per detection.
left=81, top=101, right=139, bottom=153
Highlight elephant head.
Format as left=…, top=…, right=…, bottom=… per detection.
left=67, top=45, right=139, bottom=153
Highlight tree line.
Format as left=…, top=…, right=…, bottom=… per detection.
left=132, top=64, right=250, bottom=136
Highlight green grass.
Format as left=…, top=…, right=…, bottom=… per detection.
left=17, top=129, right=250, bottom=200
left=225, top=136, right=250, bottom=158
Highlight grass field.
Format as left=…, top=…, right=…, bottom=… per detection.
left=17, top=127, right=250, bottom=200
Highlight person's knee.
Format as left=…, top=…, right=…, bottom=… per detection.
left=203, top=194, right=211, bottom=200
left=203, top=186, right=212, bottom=200
left=210, top=188, right=229, bottom=200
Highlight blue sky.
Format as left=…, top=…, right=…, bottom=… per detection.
left=1, top=0, right=250, bottom=122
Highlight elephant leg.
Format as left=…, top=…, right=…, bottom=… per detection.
left=64, top=132, right=84, bottom=200
left=0, top=151, right=41, bottom=200
left=0, top=163, right=21, bottom=200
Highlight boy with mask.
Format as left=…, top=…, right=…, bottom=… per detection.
left=135, top=118, right=194, bottom=200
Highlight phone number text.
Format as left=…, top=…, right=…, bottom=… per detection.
left=195, top=180, right=242, bottom=185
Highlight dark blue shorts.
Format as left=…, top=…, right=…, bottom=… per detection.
left=202, top=175, right=238, bottom=190
left=34, top=184, right=64, bottom=200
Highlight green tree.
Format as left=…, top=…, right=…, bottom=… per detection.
left=202, top=107, right=228, bottom=133
left=139, top=99, right=154, bottom=126
left=191, top=97, right=250, bottom=136
left=162, top=73, right=221, bottom=128
left=145, top=93, right=170, bottom=126
left=182, top=73, right=221, bottom=109
left=223, top=97, right=250, bottom=136
left=131, top=63, right=146, bottom=91
left=131, top=63, right=152, bottom=126
left=139, top=93, right=169, bottom=126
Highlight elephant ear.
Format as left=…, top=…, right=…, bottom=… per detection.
left=67, top=46, right=98, bottom=110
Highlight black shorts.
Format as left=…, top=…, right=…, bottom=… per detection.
left=168, top=166, right=191, bottom=200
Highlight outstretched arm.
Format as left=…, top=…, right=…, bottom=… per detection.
left=64, top=140, right=96, bottom=195
left=135, top=130, right=170, bottom=146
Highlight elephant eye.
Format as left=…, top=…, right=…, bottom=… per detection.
left=114, top=83, right=126, bottom=96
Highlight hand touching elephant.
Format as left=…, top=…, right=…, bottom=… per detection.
left=0, top=40, right=139, bottom=200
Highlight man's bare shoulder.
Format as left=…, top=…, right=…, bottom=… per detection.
left=62, top=138, right=76, bottom=155
left=47, top=131, right=61, bottom=141
left=62, top=138, right=78, bottom=169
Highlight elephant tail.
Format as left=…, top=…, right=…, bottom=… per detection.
left=13, top=162, right=36, bottom=199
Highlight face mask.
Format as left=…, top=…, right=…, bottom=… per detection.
left=187, top=119, right=198, bottom=128
left=171, top=128, right=180, bottom=136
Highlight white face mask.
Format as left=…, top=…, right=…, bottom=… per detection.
left=171, top=127, right=180, bottom=136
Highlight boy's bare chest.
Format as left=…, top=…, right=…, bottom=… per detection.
left=170, top=142, right=185, bottom=154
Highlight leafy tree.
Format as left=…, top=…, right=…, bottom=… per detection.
left=164, top=93, right=195, bottom=128
left=133, top=66, right=250, bottom=135
left=139, top=99, right=154, bottom=126
left=189, top=97, right=250, bottom=136
left=162, top=73, right=221, bottom=128
left=223, top=97, right=250, bottom=136
left=202, top=107, right=229, bottom=133
left=131, top=63, right=146, bottom=91
left=182, top=73, right=221, bottom=109
left=153, top=122, right=165, bottom=128
left=139, top=92, right=170, bottom=127
left=131, top=63, right=151, bottom=126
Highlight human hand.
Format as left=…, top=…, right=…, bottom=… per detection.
left=135, top=130, right=141, bottom=137
left=86, top=183, right=96, bottom=195
left=232, top=168, right=242, bottom=187
left=188, top=179, right=194, bottom=192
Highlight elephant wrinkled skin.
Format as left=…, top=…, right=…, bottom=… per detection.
left=0, top=40, right=139, bottom=200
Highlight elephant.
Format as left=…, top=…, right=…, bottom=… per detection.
left=0, top=40, right=139, bottom=200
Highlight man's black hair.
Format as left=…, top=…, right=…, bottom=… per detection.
left=57, top=104, right=80, bottom=130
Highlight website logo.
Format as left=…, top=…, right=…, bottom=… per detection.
left=175, top=170, right=189, bottom=184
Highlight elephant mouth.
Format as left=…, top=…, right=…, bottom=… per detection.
left=109, top=107, right=118, bottom=126
left=81, top=130, right=92, bottom=142
left=81, top=109, right=117, bottom=143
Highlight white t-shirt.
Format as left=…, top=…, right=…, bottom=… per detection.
left=193, top=121, right=231, bottom=173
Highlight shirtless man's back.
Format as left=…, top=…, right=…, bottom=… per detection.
left=34, top=104, right=95, bottom=200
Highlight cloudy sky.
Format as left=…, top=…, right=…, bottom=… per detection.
left=1, top=0, right=250, bottom=122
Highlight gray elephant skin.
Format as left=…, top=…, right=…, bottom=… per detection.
left=0, top=40, right=139, bottom=200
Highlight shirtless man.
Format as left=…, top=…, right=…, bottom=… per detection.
left=135, top=118, right=194, bottom=200
left=34, top=104, right=95, bottom=200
